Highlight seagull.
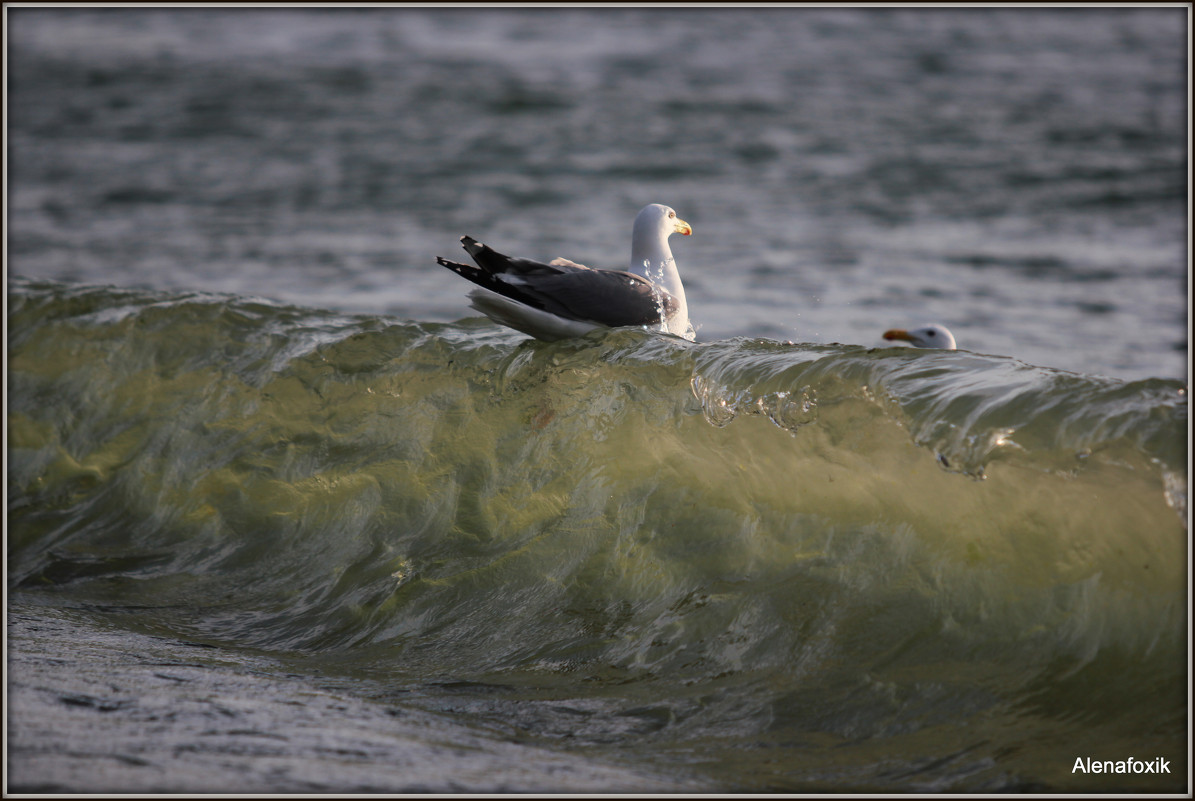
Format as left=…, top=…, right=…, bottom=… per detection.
left=882, top=324, right=957, bottom=350
left=436, top=203, right=693, bottom=342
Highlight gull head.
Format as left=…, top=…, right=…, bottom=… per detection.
left=882, top=324, right=957, bottom=350
left=634, top=203, right=692, bottom=246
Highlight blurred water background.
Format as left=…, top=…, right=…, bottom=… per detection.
left=8, top=6, right=1188, bottom=380
left=6, top=6, right=1190, bottom=794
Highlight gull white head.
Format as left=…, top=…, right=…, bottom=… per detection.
left=629, top=203, right=693, bottom=339
left=882, top=324, right=957, bottom=350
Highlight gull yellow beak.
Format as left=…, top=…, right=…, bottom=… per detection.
left=883, top=328, right=913, bottom=343
left=674, top=218, right=692, bottom=236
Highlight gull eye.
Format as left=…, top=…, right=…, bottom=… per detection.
left=926, top=330, right=936, bottom=337
left=668, top=210, right=675, bottom=218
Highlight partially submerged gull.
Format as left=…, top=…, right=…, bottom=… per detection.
left=437, top=203, right=693, bottom=342
left=883, top=324, right=957, bottom=350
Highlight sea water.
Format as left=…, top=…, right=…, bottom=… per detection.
left=6, top=7, right=1189, bottom=793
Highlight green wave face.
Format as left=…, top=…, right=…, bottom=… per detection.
left=7, top=278, right=1188, bottom=792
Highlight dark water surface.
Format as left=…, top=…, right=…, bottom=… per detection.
left=8, top=7, right=1188, bottom=379
left=6, top=7, right=1190, bottom=794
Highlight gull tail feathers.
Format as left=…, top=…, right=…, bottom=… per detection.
left=436, top=256, right=491, bottom=287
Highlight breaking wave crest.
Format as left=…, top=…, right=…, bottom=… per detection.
left=7, top=277, right=1188, bottom=791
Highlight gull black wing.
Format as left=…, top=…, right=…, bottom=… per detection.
left=437, top=235, right=677, bottom=328
left=511, top=269, right=678, bottom=327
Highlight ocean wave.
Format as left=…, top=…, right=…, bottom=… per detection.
left=7, top=277, right=1188, bottom=790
